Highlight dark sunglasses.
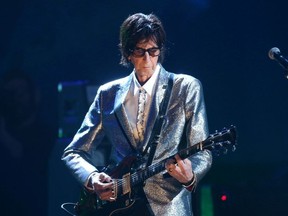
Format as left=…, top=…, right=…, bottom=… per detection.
left=130, top=47, right=160, bottom=57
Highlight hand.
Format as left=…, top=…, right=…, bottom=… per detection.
left=165, top=154, right=194, bottom=184
left=89, top=172, right=116, bottom=202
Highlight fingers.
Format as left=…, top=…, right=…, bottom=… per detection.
left=90, top=172, right=116, bottom=202
left=92, top=173, right=113, bottom=188
left=98, top=188, right=116, bottom=201
left=175, top=154, right=183, bottom=166
left=165, top=158, right=176, bottom=173
left=99, top=172, right=113, bottom=183
left=165, top=155, right=194, bottom=184
left=165, top=155, right=192, bottom=174
left=174, top=155, right=194, bottom=183
left=175, top=154, right=191, bottom=171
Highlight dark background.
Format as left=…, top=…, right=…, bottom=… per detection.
left=1, top=0, right=288, bottom=215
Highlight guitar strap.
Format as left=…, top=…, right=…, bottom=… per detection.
left=143, top=73, right=174, bottom=167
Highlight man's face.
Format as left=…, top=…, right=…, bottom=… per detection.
left=129, top=40, right=160, bottom=81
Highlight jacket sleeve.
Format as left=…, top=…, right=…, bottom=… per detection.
left=61, top=86, right=105, bottom=185
left=185, top=77, right=212, bottom=183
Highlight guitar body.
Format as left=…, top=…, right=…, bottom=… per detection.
left=75, top=191, right=136, bottom=216
left=75, top=155, right=145, bottom=216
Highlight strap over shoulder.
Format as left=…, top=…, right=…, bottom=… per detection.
left=144, top=73, right=174, bottom=166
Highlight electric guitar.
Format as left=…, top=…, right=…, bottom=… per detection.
left=74, top=125, right=237, bottom=216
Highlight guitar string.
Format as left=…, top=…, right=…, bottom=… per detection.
left=113, top=145, right=196, bottom=192
left=115, top=150, right=193, bottom=190
left=115, top=160, right=166, bottom=193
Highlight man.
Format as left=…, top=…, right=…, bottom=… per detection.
left=62, top=13, right=212, bottom=216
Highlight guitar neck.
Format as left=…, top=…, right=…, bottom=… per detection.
left=130, top=141, right=204, bottom=187
left=113, top=126, right=235, bottom=199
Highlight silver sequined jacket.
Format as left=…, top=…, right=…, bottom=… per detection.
left=62, top=65, right=212, bottom=216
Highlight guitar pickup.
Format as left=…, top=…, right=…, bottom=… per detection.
left=122, top=173, right=131, bottom=195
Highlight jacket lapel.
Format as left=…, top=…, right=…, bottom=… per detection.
left=114, top=74, right=138, bottom=148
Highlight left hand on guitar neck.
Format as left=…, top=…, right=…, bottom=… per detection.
left=165, top=154, right=195, bottom=186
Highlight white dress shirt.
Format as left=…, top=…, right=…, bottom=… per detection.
left=124, top=64, right=160, bottom=144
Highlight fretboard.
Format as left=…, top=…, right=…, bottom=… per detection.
left=130, top=141, right=204, bottom=186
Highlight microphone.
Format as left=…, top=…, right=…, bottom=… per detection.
left=268, top=47, right=288, bottom=71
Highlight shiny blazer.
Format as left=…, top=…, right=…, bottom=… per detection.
left=62, top=65, right=212, bottom=216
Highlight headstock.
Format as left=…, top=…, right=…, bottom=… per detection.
left=203, top=125, right=237, bottom=156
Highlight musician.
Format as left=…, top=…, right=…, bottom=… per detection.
left=62, top=13, right=212, bottom=216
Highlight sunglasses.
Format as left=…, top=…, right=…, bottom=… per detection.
left=130, top=47, right=160, bottom=57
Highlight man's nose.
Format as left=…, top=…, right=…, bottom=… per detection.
left=143, top=51, right=151, bottom=60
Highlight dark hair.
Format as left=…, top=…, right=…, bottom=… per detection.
left=119, top=13, right=166, bottom=67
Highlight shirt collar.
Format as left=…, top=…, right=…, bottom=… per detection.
left=132, top=64, right=160, bottom=96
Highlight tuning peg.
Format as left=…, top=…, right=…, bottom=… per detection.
left=217, top=143, right=223, bottom=148
left=225, top=141, right=231, bottom=145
